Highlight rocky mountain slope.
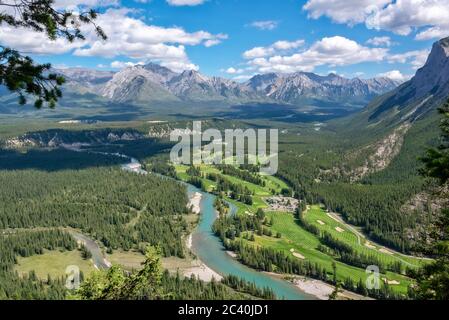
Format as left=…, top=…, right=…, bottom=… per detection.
left=244, top=72, right=399, bottom=106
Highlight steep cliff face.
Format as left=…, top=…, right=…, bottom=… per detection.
left=364, top=37, right=449, bottom=125
left=411, top=37, right=449, bottom=100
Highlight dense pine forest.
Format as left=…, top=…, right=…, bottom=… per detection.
left=0, top=168, right=189, bottom=256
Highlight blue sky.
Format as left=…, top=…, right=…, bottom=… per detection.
left=1, top=0, right=448, bottom=81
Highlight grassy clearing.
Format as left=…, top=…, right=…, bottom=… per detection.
left=106, top=250, right=146, bottom=271
left=15, top=249, right=94, bottom=279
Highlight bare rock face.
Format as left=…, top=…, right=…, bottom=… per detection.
left=411, top=37, right=449, bottom=100
left=100, top=65, right=178, bottom=102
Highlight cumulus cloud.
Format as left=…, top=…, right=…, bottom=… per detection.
left=304, top=0, right=449, bottom=41
left=366, top=36, right=394, bottom=47
left=225, top=67, right=245, bottom=74
left=249, top=20, right=279, bottom=31
left=303, top=0, right=391, bottom=25
left=377, top=70, right=411, bottom=82
left=166, top=0, right=206, bottom=6
left=0, top=8, right=226, bottom=73
left=387, top=49, right=430, bottom=69
left=110, top=61, right=145, bottom=69
left=243, top=39, right=305, bottom=59
left=246, top=36, right=388, bottom=74
left=0, top=25, right=81, bottom=54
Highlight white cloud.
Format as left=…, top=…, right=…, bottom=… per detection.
left=160, top=60, right=199, bottom=72
left=0, top=25, right=81, bottom=54
left=366, top=36, right=394, bottom=47
left=166, top=0, right=206, bottom=6
left=303, top=0, right=391, bottom=25
left=225, top=67, right=245, bottom=74
left=304, top=0, right=449, bottom=41
left=249, top=20, right=279, bottom=31
left=110, top=61, right=145, bottom=69
left=243, top=39, right=305, bottom=59
left=366, top=0, right=449, bottom=38
left=0, top=8, right=225, bottom=73
left=204, top=34, right=228, bottom=47
left=387, top=49, right=430, bottom=69
left=416, top=26, right=449, bottom=40
left=377, top=70, right=411, bottom=82
left=246, top=36, right=388, bottom=74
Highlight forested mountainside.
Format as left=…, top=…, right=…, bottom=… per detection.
left=279, top=37, right=449, bottom=254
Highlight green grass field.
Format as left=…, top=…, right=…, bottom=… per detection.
left=174, top=164, right=427, bottom=295
left=15, top=249, right=95, bottom=280
left=257, top=211, right=414, bottom=294
left=303, top=205, right=427, bottom=268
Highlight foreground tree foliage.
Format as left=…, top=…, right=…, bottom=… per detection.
left=75, top=247, right=163, bottom=300
left=415, top=99, right=449, bottom=300
left=0, top=0, right=105, bottom=107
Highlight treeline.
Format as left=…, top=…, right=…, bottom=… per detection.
left=162, top=272, right=276, bottom=300
left=206, top=172, right=253, bottom=205
left=221, top=275, right=276, bottom=300
left=144, top=157, right=177, bottom=178
left=0, top=168, right=189, bottom=257
left=212, top=209, right=277, bottom=242
left=217, top=165, right=265, bottom=187
left=0, top=230, right=76, bottom=299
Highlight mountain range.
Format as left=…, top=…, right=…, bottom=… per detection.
left=55, top=63, right=400, bottom=110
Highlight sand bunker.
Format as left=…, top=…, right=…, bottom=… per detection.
left=291, top=249, right=305, bottom=259
left=382, top=278, right=400, bottom=285
left=335, top=227, right=345, bottom=233
left=293, top=252, right=305, bottom=260
left=379, top=248, right=394, bottom=255
left=317, top=220, right=325, bottom=225
left=364, top=242, right=376, bottom=249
